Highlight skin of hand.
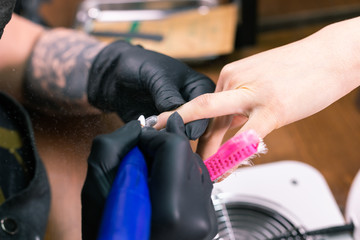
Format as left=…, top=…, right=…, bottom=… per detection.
left=0, top=14, right=44, bottom=102
left=154, top=17, right=360, bottom=159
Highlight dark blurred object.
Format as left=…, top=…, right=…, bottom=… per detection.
left=258, top=0, right=360, bottom=32
left=14, top=0, right=49, bottom=26
left=235, top=0, right=257, bottom=48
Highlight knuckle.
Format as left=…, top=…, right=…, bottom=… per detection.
left=219, top=64, right=241, bottom=90
left=193, top=93, right=212, bottom=108
left=220, top=63, right=234, bottom=77
left=188, top=93, right=214, bottom=117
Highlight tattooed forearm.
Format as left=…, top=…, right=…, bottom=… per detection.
left=24, top=28, right=106, bottom=115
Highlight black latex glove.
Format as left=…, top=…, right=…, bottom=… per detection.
left=81, top=120, right=142, bottom=240
left=87, top=40, right=215, bottom=140
left=139, top=112, right=218, bottom=240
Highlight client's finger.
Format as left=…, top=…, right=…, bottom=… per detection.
left=154, top=89, right=254, bottom=130
left=196, top=115, right=233, bottom=160
left=236, top=108, right=278, bottom=139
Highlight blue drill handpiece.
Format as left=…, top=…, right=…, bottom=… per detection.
left=97, top=146, right=151, bottom=240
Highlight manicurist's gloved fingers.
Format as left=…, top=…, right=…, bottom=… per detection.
left=86, top=120, right=142, bottom=192
left=164, top=112, right=187, bottom=138
left=165, top=112, right=214, bottom=214
left=155, top=70, right=215, bottom=140
left=153, top=70, right=215, bottom=111
left=139, top=113, right=217, bottom=240
left=180, top=71, right=216, bottom=140
left=81, top=120, right=141, bottom=240
left=145, top=69, right=215, bottom=140
left=87, top=40, right=215, bottom=140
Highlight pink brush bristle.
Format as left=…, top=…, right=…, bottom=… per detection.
left=204, top=129, right=267, bottom=182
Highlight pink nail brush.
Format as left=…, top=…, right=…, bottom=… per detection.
left=204, top=129, right=267, bottom=182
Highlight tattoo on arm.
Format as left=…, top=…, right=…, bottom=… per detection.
left=24, top=28, right=106, bottom=115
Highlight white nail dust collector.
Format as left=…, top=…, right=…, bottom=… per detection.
left=211, top=160, right=359, bottom=240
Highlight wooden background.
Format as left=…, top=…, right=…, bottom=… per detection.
left=37, top=0, right=360, bottom=28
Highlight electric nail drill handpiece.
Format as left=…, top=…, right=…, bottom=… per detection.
left=97, top=147, right=151, bottom=240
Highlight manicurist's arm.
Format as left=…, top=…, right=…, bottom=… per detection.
left=0, top=14, right=104, bottom=115
left=1, top=13, right=215, bottom=139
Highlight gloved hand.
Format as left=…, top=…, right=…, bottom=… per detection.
left=81, top=113, right=217, bottom=240
left=87, top=40, right=215, bottom=140
left=139, top=112, right=218, bottom=240
left=81, top=120, right=142, bottom=240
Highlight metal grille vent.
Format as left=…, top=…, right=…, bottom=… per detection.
left=212, top=194, right=304, bottom=240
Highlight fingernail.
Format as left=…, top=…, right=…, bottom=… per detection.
left=145, top=115, right=158, bottom=127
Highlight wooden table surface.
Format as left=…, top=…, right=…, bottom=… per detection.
left=33, top=21, right=360, bottom=239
